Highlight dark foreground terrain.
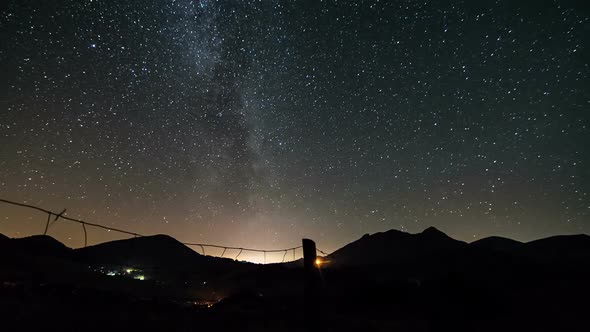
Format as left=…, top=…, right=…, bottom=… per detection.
left=1, top=228, right=589, bottom=331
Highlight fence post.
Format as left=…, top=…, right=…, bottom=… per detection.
left=302, top=238, right=321, bottom=330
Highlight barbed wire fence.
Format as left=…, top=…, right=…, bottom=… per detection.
left=0, top=198, right=328, bottom=263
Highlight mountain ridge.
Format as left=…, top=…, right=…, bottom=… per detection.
left=2, top=228, right=589, bottom=268
left=327, top=226, right=467, bottom=266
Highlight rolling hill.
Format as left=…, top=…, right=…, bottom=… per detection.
left=327, top=226, right=467, bottom=266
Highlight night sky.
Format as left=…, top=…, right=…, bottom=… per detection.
left=1, top=0, right=588, bottom=262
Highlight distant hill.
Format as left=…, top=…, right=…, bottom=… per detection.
left=469, top=234, right=590, bottom=262
left=523, top=234, right=590, bottom=262
left=327, top=227, right=467, bottom=266
left=72, top=234, right=257, bottom=287
left=75, top=234, right=203, bottom=269
left=0, top=232, right=258, bottom=299
left=0, top=233, right=252, bottom=273
left=0, top=235, right=89, bottom=283
left=470, top=236, right=523, bottom=253
left=321, top=229, right=590, bottom=286
left=0, top=234, right=73, bottom=259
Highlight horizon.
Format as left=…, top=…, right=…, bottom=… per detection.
left=2, top=202, right=588, bottom=265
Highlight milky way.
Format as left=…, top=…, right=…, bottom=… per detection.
left=1, top=0, right=588, bottom=261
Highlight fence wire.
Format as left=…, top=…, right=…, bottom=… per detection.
left=0, top=198, right=328, bottom=262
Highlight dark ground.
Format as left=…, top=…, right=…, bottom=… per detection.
left=2, top=232, right=589, bottom=331
left=1, top=262, right=589, bottom=332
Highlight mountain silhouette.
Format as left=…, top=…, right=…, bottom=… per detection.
left=2, top=228, right=589, bottom=331
left=470, top=236, right=523, bottom=253
left=0, top=235, right=90, bottom=284
left=522, top=234, right=590, bottom=262
left=468, top=234, right=590, bottom=264
left=75, top=234, right=203, bottom=269
left=0, top=234, right=73, bottom=259
left=327, top=227, right=466, bottom=266
left=73, top=234, right=255, bottom=286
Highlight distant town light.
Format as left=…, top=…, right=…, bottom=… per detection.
left=134, top=275, right=145, bottom=281
left=315, top=258, right=322, bottom=267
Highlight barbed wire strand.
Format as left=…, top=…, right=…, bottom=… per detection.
left=0, top=198, right=327, bottom=262
left=1, top=199, right=142, bottom=238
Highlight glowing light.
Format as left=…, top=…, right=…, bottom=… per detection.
left=134, top=275, right=145, bottom=281
left=125, top=268, right=134, bottom=274
left=315, top=258, right=322, bottom=267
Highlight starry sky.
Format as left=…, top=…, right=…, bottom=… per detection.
left=1, top=0, right=588, bottom=262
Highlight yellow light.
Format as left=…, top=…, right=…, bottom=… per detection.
left=315, top=258, right=322, bottom=267
left=125, top=268, right=134, bottom=274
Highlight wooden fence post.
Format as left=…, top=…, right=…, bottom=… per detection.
left=302, top=238, right=321, bottom=330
